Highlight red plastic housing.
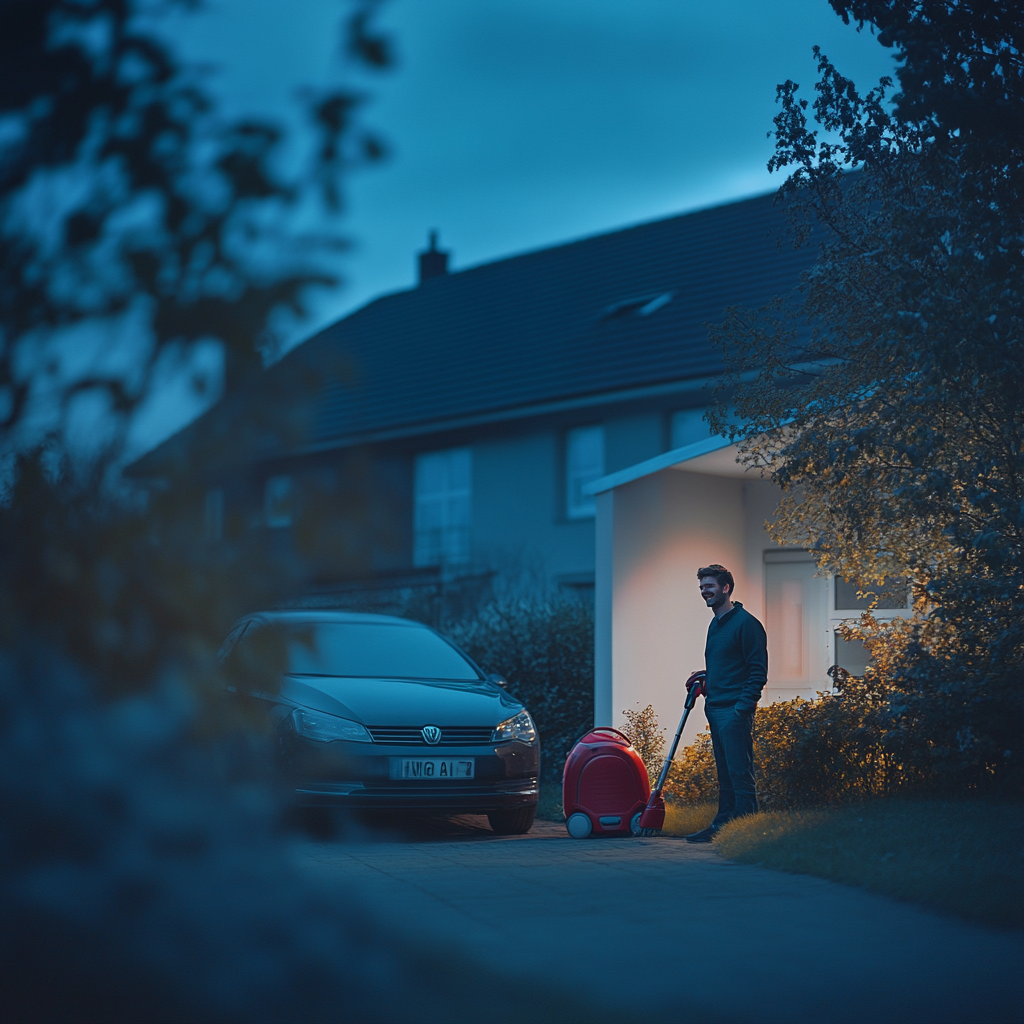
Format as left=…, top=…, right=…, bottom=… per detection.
left=562, top=727, right=651, bottom=835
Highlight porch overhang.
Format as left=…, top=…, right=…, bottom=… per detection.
left=585, top=435, right=752, bottom=498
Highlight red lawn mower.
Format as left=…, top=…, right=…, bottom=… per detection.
left=562, top=672, right=706, bottom=839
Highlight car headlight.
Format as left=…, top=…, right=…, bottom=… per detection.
left=291, top=708, right=372, bottom=743
left=491, top=709, right=537, bottom=744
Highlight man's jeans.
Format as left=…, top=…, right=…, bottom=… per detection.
left=705, top=706, right=758, bottom=827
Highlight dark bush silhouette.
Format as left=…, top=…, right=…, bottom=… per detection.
left=445, top=597, right=594, bottom=785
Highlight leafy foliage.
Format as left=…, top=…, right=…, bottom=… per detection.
left=1, top=645, right=407, bottom=1023
left=620, top=703, right=665, bottom=785
left=0, top=3, right=449, bottom=1019
left=665, top=675, right=929, bottom=810
left=445, top=597, right=594, bottom=784
left=708, top=1, right=1023, bottom=790
left=665, top=729, right=718, bottom=805
left=0, top=0, right=389, bottom=450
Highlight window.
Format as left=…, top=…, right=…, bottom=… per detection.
left=602, top=291, right=673, bottom=319
left=763, top=553, right=831, bottom=690
left=565, top=425, right=605, bottom=519
left=831, top=576, right=910, bottom=678
left=205, top=487, right=224, bottom=542
left=264, top=474, right=293, bottom=528
left=414, top=447, right=471, bottom=566
left=265, top=621, right=480, bottom=679
left=834, top=576, right=909, bottom=611
left=670, top=408, right=712, bottom=449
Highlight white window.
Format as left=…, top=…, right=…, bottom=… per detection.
left=414, top=447, right=472, bottom=566
left=264, top=474, right=293, bottom=528
left=831, top=576, right=911, bottom=676
left=566, top=425, right=605, bottom=519
left=670, top=408, right=712, bottom=449
left=205, top=487, right=224, bottom=542
left=763, top=552, right=831, bottom=695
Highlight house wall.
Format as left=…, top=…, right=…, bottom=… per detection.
left=468, top=410, right=668, bottom=589
left=600, top=468, right=744, bottom=745
left=471, top=429, right=594, bottom=583
left=597, top=467, right=821, bottom=748
left=239, top=405, right=686, bottom=597
left=605, top=413, right=666, bottom=475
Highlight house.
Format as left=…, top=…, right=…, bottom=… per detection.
left=128, top=189, right=817, bottom=616
left=587, top=436, right=912, bottom=743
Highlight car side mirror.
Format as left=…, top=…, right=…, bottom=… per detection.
left=486, top=673, right=508, bottom=688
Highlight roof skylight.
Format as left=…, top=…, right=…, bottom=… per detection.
left=602, top=291, right=674, bottom=319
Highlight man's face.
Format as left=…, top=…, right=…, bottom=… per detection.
left=699, top=576, right=730, bottom=609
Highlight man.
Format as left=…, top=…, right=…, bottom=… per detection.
left=684, top=564, right=768, bottom=843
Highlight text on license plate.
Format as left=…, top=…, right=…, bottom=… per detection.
left=390, top=758, right=475, bottom=780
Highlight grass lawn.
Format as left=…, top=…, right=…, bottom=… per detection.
left=668, top=799, right=1023, bottom=929
left=663, top=801, right=716, bottom=836
left=539, top=787, right=1022, bottom=928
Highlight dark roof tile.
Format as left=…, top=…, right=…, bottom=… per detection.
left=130, top=188, right=813, bottom=475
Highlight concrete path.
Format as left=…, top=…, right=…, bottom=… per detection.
left=296, top=815, right=1023, bottom=1024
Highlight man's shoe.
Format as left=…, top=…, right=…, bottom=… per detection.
left=684, top=825, right=718, bottom=843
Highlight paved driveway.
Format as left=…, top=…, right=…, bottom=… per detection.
left=297, top=815, right=1023, bottom=1024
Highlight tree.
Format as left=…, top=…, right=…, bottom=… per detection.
left=0, top=5, right=500, bottom=1020
left=0, top=0, right=389, bottom=456
left=709, top=1, right=1023, bottom=788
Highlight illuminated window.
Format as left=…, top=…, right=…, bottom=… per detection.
left=264, top=475, right=293, bottom=528
left=566, top=425, right=605, bottom=519
left=414, top=448, right=472, bottom=566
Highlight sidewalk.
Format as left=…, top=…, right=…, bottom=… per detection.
left=297, top=816, right=1023, bottom=1023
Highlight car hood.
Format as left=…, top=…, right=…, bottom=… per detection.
left=278, top=675, right=524, bottom=727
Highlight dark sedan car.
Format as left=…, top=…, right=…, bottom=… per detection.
left=220, top=610, right=539, bottom=834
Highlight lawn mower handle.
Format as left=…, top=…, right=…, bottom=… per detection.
left=651, top=672, right=705, bottom=798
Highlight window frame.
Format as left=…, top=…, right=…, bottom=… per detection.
left=413, top=446, right=473, bottom=567
left=264, top=474, right=293, bottom=529
left=565, top=424, right=605, bottom=520
left=829, top=574, right=912, bottom=679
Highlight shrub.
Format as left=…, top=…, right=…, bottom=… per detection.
left=444, top=597, right=594, bottom=784
left=620, top=704, right=665, bottom=785
left=0, top=646, right=405, bottom=1022
left=665, top=730, right=719, bottom=805
left=662, top=668, right=948, bottom=810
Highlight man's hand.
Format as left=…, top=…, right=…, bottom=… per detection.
left=686, top=670, right=707, bottom=694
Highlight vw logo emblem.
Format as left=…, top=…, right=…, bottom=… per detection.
left=421, top=725, right=442, bottom=745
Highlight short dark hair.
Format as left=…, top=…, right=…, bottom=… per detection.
left=697, top=564, right=735, bottom=595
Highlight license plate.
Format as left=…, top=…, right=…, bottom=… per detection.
left=390, top=757, right=475, bottom=780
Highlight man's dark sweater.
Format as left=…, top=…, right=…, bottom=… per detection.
left=704, top=601, right=768, bottom=714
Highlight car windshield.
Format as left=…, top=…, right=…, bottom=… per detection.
left=266, top=621, right=480, bottom=679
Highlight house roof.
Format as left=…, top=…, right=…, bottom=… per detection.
left=129, top=188, right=814, bottom=476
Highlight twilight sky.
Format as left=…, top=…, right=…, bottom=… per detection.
left=134, top=0, right=897, bottom=455
left=170, top=0, right=897, bottom=322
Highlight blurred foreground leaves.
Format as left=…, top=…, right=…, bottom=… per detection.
left=0, top=3, right=486, bottom=1020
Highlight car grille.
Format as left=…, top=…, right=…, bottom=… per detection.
left=366, top=725, right=494, bottom=746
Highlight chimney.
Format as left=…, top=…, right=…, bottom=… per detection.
left=418, top=230, right=449, bottom=283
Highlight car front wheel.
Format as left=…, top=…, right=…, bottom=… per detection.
left=487, top=807, right=536, bottom=835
